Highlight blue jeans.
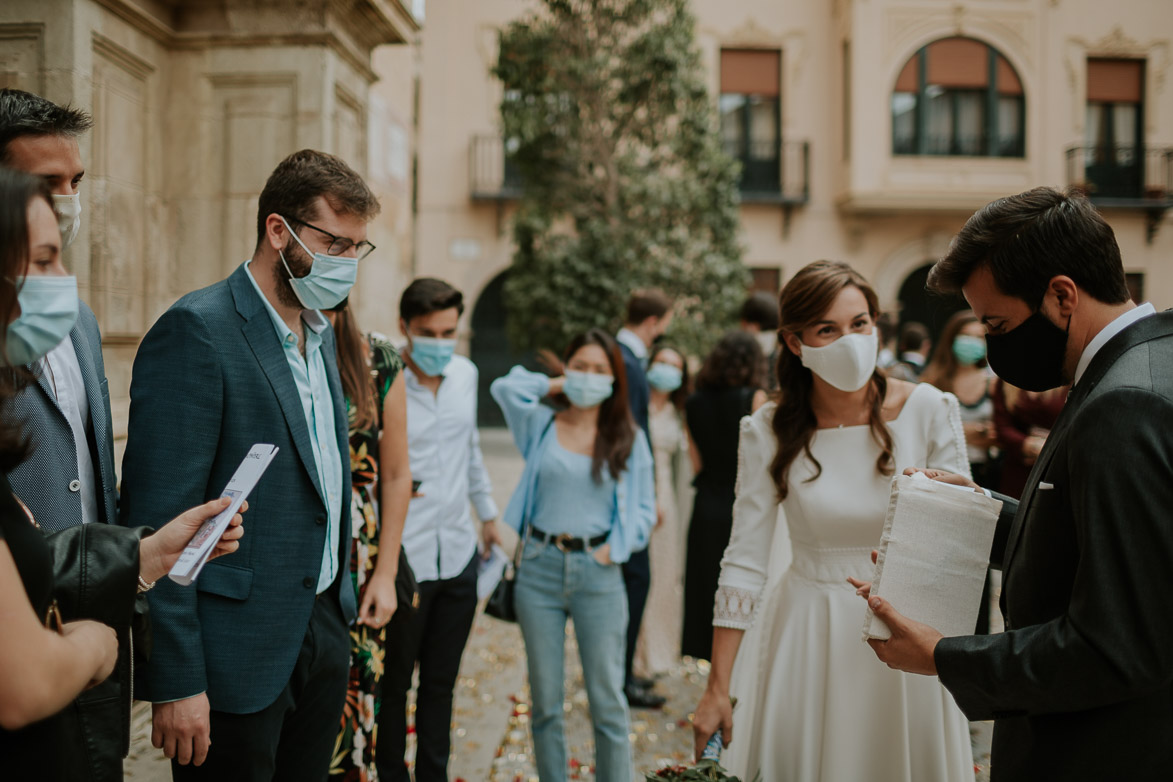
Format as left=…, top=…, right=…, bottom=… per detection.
left=514, top=539, right=632, bottom=782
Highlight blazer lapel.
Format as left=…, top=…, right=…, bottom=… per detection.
left=69, top=324, right=112, bottom=497
left=231, top=267, right=326, bottom=508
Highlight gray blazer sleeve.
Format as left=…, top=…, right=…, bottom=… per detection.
left=936, top=388, right=1173, bottom=720
left=119, top=306, right=224, bottom=701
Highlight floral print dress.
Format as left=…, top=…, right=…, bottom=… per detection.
left=332, top=335, right=403, bottom=780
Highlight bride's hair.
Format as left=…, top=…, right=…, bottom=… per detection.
left=769, top=260, right=894, bottom=501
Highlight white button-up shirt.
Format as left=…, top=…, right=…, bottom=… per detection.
left=403, top=354, right=498, bottom=582
left=41, top=338, right=98, bottom=525
left=1074, top=302, right=1156, bottom=386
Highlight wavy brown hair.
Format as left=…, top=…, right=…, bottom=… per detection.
left=556, top=329, right=636, bottom=482
left=0, top=168, right=51, bottom=470
left=329, top=301, right=377, bottom=432
left=770, top=260, right=893, bottom=501
left=695, top=331, right=764, bottom=392
left=920, top=310, right=984, bottom=394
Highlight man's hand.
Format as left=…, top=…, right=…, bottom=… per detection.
left=902, top=467, right=982, bottom=493
left=482, top=519, right=502, bottom=558
left=152, top=693, right=212, bottom=766
left=358, top=566, right=398, bottom=628
left=864, top=597, right=943, bottom=676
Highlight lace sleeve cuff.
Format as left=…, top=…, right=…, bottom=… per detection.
left=712, top=585, right=759, bottom=630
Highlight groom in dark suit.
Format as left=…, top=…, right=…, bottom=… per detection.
left=865, top=187, right=1173, bottom=780
left=121, top=150, right=378, bottom=780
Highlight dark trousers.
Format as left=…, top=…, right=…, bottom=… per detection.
left=171, top=586, right=350, bottom=782
left=377, top=554, right=479, bottom=782
left=621, top=546, right=651, bottom=686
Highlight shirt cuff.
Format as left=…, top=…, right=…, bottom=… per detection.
left=473, top=497, right=499, bottom=522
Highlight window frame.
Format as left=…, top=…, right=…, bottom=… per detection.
left=891, top=38, right=1025, bottom=159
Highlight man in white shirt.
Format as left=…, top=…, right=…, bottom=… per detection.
left=378, top=277, right=499, bottom=782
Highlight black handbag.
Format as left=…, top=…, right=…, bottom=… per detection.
left=484, top=534, right=524, bottom=623
left=484, top=417, right=554, bottom=623
left=394, top=546, right=420, bottom=620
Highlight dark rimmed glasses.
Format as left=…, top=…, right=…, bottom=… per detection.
left=288, top=217, right=375, bottom=261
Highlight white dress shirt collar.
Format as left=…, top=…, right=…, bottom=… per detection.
left=1074, top=302, right=1156, bottom=386
left=616, top=327, right=648, bottom=360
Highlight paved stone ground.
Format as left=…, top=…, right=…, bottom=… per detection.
left=125, top=428, right=993, bottom=781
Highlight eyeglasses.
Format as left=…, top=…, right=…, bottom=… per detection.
left=288, top=217, right=376, bottom=261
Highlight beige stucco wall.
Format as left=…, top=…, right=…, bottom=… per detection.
left=0, top=0, right=419, bottom=455
left=413, top=0, right=1173, bottom=334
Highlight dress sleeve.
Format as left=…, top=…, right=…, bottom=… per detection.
left=713, top=408, right=779, bottom=631
left=926, top=390, right=972, bottom=479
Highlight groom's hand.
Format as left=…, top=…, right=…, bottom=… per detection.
left=865, top=597, right=943, bottom=676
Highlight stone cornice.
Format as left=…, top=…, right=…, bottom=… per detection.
left=91, top=0, right=418, bottom=81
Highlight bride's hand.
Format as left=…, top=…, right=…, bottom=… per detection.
left=692, top=687, right=734, bottom=762
left=902, top=467, right=982, bottom=492
left=846, top=549, right=880, bottom=599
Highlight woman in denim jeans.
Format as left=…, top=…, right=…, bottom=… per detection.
left=491, top=329, right=656, bottom=781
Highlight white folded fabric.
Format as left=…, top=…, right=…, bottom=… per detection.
left=863, top=473, right=1002, bottom=641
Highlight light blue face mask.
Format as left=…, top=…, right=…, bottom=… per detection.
left=563, top=370, right=615, bottom=408
left=279, top=216, right=358, bottom=310
left=647, top=361, right=683, bottom=392
left=952, top=335, right=987, bottom=365
left=4, top=275, right=79, bottom=365
left=410, top=335, right=457, bottom=377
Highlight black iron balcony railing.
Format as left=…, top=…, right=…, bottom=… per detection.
left=723, top=139, right=810, bottom=205
left=1066, top=145, right=1173, bottom=242
left=470, top=135, right=523, bottom=201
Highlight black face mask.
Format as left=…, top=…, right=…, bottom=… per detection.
left=985, top=310, right=1070, bottom=392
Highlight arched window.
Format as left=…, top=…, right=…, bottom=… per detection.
left=892, top=37, right=1024, bottom=158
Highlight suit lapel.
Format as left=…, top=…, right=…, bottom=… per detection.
left=69, top=324, right=112, bottom=499
left=231, top=267, right=326, bottom=508
left=1000, top=309, right=1173, bottom=572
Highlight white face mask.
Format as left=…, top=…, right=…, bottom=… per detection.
left=799, top=331, right=878, bottom=392
left=52, top=193, right=81, bottom=250
left=755, top=331, right=777, bottom=356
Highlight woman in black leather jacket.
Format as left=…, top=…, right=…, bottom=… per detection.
left=0, top=168, right=246, bottom=780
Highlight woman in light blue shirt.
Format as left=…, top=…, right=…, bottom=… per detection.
left=490, top=328, right=656, bottom=782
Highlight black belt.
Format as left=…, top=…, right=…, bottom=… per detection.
left=530, top=529, right=609, bottom=553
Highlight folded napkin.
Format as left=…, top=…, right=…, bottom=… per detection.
left=863, top=473, right=1002, bottom=641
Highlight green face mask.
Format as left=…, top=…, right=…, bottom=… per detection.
left=951, top=335, right=987, bottom=365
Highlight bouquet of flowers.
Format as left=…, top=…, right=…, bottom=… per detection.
left=645, top=760, right=759, bottom=782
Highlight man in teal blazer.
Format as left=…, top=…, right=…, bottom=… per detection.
left=120, top=150, right=379, bottom=781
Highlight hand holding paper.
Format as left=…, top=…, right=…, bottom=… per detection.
left=138, top=497, right=249, bottom=585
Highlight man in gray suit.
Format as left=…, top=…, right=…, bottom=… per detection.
left=120, top=149, right=378, bottom=780
left=0, top=88, right=117, bottom=534
left=865, top=187, right=1173, bottom=780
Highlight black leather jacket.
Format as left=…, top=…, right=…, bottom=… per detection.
left=46, top=523, right=149, bottom=782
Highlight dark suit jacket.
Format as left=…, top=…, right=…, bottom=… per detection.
left=7, top=302, right=118, bottom=531
left=119, top=264, right=355, bottom=714
left=936, top=310, right=1173, bottom=781
left=618, top=341, right=650, bottom=439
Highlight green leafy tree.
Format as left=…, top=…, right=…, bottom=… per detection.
left=494, top=0, right=747, bottom=356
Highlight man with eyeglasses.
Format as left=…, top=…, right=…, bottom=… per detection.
left=120, top=149, right=379, bottom=781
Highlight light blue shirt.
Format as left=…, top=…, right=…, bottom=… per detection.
left=245, top=261, right=343, bottom=594
left=530, top=436, right=616, bottom=539
left=616, top=327, right=648, bottom=368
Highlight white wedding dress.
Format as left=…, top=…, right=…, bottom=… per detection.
left=716, top=384, right=975, bottom=782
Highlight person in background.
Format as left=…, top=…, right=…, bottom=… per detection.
left=920, top=309, right=1000, bottom=635
left=680, top=331, right=767, bottom=661
left=920, top=310, right=999, bottom=487
left=992, top=380, right=1067, bottom=500
left=121, top=149, right=374, bottom=780
left=875, top=312, right=898, bottom=369
left=378, top=277, right=498, bottom=782
left=887, top=321, right=931, bottom=381
left=634, top=344, right=691, bottom=678
left=739, top=291, right=780, bottom=390
left=323, top=299, right=411, bottom=778
left=615, top=289, right=673, bottom=708
left=0, top=166, right=245, bottom=780
left=693, top=260, right=973, bottom=781
left=491, top=329, right=656, bottom=782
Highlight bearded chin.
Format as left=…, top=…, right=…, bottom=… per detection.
left=275, top=241, right=310, bottom=309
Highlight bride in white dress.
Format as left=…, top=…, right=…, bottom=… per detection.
left=693, top=261, right=975, bottom=781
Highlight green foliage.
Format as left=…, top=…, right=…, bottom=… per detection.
left=645, top=759, right=759, bottom=781
left=495, top=0, right=747, bottom=357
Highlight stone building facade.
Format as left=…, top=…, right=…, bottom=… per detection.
left=0, top=0, right=419, bottom=453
